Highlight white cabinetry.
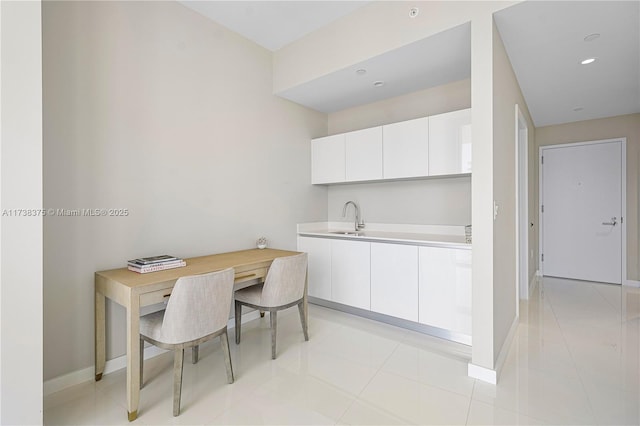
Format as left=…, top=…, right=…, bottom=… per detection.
left=297, top=236, right=331, bottom=300
left=428, top=108, right=472, bottom=176
left=331, top=239, right=370, bottom=310
left=345, top=126, right=383, bottom=181
left=383, top=117, right=429, bottom=179
left=419, top=246, right=472, bottom=335
left=311, top=109, right=471, bottom=184
left=370, top=243, right=419, bottom=321
left=311, top=134, right=345, bottom=184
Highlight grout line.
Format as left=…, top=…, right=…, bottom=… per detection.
left=541, top=277, right=600, bottom=424
left=464, top=380, right=475, bottom=425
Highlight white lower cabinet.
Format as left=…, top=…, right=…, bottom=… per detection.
left=297, top=236, right=331, bottom=300
left=419, top=246, right=472, bottom=335
left=370, top=243, right=418, bottom=321
left=297, top=234, right=472, bottom=341
left=330, top=239, right=370, bottom=310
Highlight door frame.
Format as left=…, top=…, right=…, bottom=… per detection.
left=515, top=105, right=529, bottom=300
left=539, top=138, right=627, bottom=284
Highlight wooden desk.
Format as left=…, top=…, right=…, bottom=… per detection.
left=95, top=248, right=303, bottom=421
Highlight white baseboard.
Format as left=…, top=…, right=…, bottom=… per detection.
left=494, top=315, right=519, bottom=379
left=468, top=363, right=497, bottom=384
left=625, top=279, right=640, bottom=288
left=468, top=314, right=518, bottom=385
left=44, top=310, right=261, bottom=396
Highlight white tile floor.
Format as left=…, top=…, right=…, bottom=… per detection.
left=44, top=277, right=640, bottom=425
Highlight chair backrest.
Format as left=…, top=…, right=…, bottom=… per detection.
left=161, top=268, right=235, bottom=344
left=260, top=253, right=308, bottom=307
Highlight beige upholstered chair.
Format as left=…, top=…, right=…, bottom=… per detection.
left=139, top=268, right=235, bottom=416
left=234, top=253, right=309, bottom=359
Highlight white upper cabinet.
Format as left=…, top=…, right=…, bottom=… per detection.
left=311, top=108, right=471, bottom=184
left=428, top=108, right=472, bottom=176
left=383, top=117, right=429, bottom=179
left=345, top=126, right=383, bottom=182
left=311, top=134, right=345, bottom=184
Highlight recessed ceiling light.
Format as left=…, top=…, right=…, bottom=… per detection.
left=573, top=107, right=584, bottom=112
left=584, top=33, right=600, bottom=42
left=373, top=81, right=384, bottom=87
left=355, top=69, right=367, bottom=76
left=581, top=58, right=596, bottom=65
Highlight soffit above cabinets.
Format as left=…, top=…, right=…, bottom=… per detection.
left=276, top=23, right=471, bottom=114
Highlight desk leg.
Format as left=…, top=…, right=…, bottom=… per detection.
left=95, top=291, right=105, bottom=381
left=126, top=294, right=141, bottom=421
left=303, top=271, right=309, bottom=329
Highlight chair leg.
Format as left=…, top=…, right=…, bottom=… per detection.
left=220, top=330, right=234, bottom=384
left=235, top=300, right=242, bottom=344
left=270, top=310, right=277, bottom=359
left=173, top=348, right=184, bottom=417
left=139, top=338, right=144, bottom=389
left=192, top=345, right=199, bottom=364
left=298, top=302, right=309, bottom=341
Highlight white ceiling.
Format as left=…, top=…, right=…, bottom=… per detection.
left=180, top=1, right=640, bottom=127
left=494, top=1, right=639, bottom=127
left=179, top=1, right=370, bottom=51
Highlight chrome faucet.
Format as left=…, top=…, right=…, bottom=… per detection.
left=342, top=201, right=365, bottom=231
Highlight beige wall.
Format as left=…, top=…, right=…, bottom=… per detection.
left=1, top=1, right=43, bottom=423
left=329, top=79, right=471, bottom=134
left=327, top=80, right=471, bottom=226
left=42, top=1, right=327, bottom=381
left=536, top=113, right=640, bottom=281
left=491, top=22, right=535, bottom=359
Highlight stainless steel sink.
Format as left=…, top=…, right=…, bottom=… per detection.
left=330, top=231, right=364, bottom=236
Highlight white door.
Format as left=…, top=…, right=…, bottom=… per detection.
left=541, top=139, right=625, bottom=284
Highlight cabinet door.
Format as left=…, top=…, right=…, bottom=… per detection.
left=345, top=126, right=383, bottom=182
left=311, top=134, right=345, bottom=184
left=331, top=239, right=370, bottom=310
left=419, top=247, right=472, bottom=335
left=297, top=236, right=331, bottom=300
left=428, top=108, right=472, bottom=176
left=371, top=243, right=418, bottom=321
left=382, top=117, right=429, bottom=179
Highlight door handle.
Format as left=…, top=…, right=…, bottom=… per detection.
left=602, top=217, right=617, bottom=226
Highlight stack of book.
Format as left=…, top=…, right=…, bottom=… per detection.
left=127, top=255, right=186, bottom=274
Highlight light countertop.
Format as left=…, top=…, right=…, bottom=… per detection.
left=297, top=222, right=471, bottom=250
